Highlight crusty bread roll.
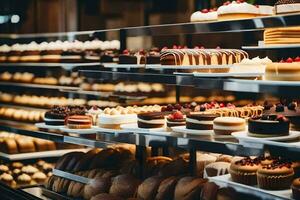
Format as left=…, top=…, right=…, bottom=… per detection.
left=89, top=148, right=117, bottom=169
left=159, top=157, right=188, bottom=177
left=200, top=182, right=219, bottom=200
left=109, top=174, right=140, bottom=199
left=46, top=140, right=56, bottom=150
left=90, top=193, right=124, bottom=200
left=64, top=152, right=85, bottom=172
left=155, top=176, right=178, bottom=200
left=101, top=170, right=118, bottom=179
left=55, top=152, right=82, bottom=170
left=145, top=156, right=172, bottom=177
left=137, top=176, right=163, bottom=200
left=33, top=139, right=48, bottom=151
left=88, top=169, right=106, bottom=179
left=216, top=187, right=237, bottom=200
left=73, top=151, right=98, bottom=172
left=0, top=139, right=18, bottom=154
left=174, top=177, right=208, bottom=200
left=83, top=176, right=111, bottom=200
left=16, top=138, right=35, bottom=153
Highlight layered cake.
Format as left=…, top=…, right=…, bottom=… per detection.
left=213, top=117, right=245, bottom=135
left=119, top=49, right=146, bottom=65
left=19, top=42, right=41, bottom=62
left=190, top=8, right=218, bottom=22
left=263, top=102, right=300, bottom=131
left=229, top=157, right=261, bottom=185
left=41, top=41, right=63, bottom=62
left=264, top=26, right=300, bottom=45
left=186, top=113, right=219, bottom=130
left=66, top=115, right=92, bottom=129
left=265, top=57, right=300, bottom=81
left=275, top=0, right=300, bottom=14
left=257, top=161, right=294, bottom=190
left=8, top=44, right=23, bottom=62
left=44, top=106, right=68, bottom=126
left=0, top=45, right=11, bottom=62
left=98, top=108, right=137, bottom=129
left=217, top=1, right=259, bottom=21
left=145, top=47, right=160, bottom=64
left=160, top=47, right=248, bottom=72
left=166, top=111, right=186, bottom=131
left=137, top=112, right=166, bottom=128
left=257, top=5, right=274, bottom=16
left=88, top=106, right=103, bottom=126
left=248, top=115, right=290, bottom=137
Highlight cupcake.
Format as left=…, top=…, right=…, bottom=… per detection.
left=12, top=169, right=22, bottom=179
left=229, top=157, right=260, bottom=185
left=292, top=178, right=300, bottom=200
left=36, top=160, right=46, bottom=170
left=17, top=173, right=32, bottom=186
left=32, top=172, right=47, bottom=184
left=21, top=165, right=39, bottom=176
left=293, top=161, right=300, bottom=178
left=0, top=165, right=9, bottom=174
left=11, top=162, right=23, bottom=169
left=0, top=173, right=16, bottom=187
left=257, top=161, right=294, bottom=190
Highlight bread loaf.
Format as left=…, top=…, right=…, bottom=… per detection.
left=137, top=176, right=163, bottom=200
left=174, top=177, right=208, bottom=200
left=83, top=176, right=111, bottom=200
left=109, top=174, right=140, bottom=199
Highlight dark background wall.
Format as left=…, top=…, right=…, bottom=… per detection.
left=0, top=0, right=277, bottom=34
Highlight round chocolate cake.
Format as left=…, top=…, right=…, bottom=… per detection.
left=248, top=115, right=290, bottom=137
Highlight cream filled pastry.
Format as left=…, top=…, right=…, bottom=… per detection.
left=190, top=8, right=218, bottom=22
left=217, top=1, right=259, bottom=20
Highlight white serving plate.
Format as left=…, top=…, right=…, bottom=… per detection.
left=171, top=126, right=213, bottom=136
left=0, top=148, right=89, bottom=161
left=193, top=72, right=264, bottom=78
left=59, top=126, right=98, bottom=134
left=232, top=131, right=300, bottom=142
left=209, top=174, right=292, bottom=200
left=103, top=63, right=145, bottom=68
left=93, top=126, right=132, bottom=134
left=120, top=123, right=167, bottom=134
left=35, top=123, right=64, bottom=130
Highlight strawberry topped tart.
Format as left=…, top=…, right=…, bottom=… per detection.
left=166, top=111, right=186, bottom=131
left=190, top=8, right=218, bottom=22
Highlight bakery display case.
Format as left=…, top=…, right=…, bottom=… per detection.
left=1, top=6, right=300, bottom=200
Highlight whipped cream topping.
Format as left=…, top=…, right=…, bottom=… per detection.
left=0, top=45, right=11, bottom=53
left=240, top=56, right=272, bottom=65
left=186, top=118, right=214, bottom=125
left=190, top=11, right=218, bottom=22
left=217, top=1, right=259, bottom=15
left=258, top=5, right=274, bottom=15
left=276, top=3, right=300, bottom=14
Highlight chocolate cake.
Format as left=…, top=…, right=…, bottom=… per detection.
left=100, top=50, right=118, bottom=63
left=146, top=48, right=160, bottom=64
left=137, top=112, right=166, bottom=128
left=186, top=113, right=219, bottom=130
left=263, top=102, right=300, bottom=131
left=119, top=49, right=146, bottom=65
left=248, top=115, right=290, bottom=137
left=166, top=111, right=186, bottom=131
left=44, top=106, right=69, bottom=126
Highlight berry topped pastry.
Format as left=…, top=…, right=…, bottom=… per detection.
left=166, top=111, right=186, bottom=131
left=190, top=8, right=218, bottom=22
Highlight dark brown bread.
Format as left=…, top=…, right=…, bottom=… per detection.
left=137, top=176, right=163, bottom=200
left=109, top=174, right=141, bottom=199
left=155, top=176, right=178, bottom=200
left=91, top=193, right=124, bottom=200
left=174, top=177, right=208, bottom=200
left=83, top=176, right=111, bottom=200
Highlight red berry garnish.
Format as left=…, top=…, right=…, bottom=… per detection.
left=161, top=107, right=167, bottom=112
left=123, top=49, right=129, bottom=54
left=220, top=103, right=225, bottom=108
left=294, top=56, right=300, bottom=62
left=162, top=46, right=168, bottom=50
left=174, top=104, right=182, bottom=110
left=200, top=46, right=205, bottom=49
left=139, top=49, right=145, bottom=55
left=223, top=1, right=231, bottom=5
left=255, top=4, right=259, bottom=8
left=286, top=57, right=293, bottom=63
left=173, top=111, right=184, bottom=119
left=279, top=59, right=285, bottom=63
left=183, top=45, right=188, bottom=49
left=216, top=46, right=221, bottom=49
left=194, top=46, right=200, bottom=49
left=178, top=45, right=182, bottom=49
left=173, top=45, right=178, bottom=49
left=166, top=104, right=174, bottom=111
left=237, top=0, right=241, bottom=3
left=201, top=9, right=209, bottom=13
left=213, top=7, right=217, bottom=11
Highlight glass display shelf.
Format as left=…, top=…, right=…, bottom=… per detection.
left=0, top=81, right=79, bottom=91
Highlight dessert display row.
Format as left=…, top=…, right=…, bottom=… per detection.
left=0, top=107, right=45, bottom=123
left=0, top=40, right=120, bottom=63
left=190, top=0, right=300, bottom=22
left=0, top=92, right=119, bottom=108
left=0, top=160, right=54, bottom=188
left=0, top=71, right=83, bottom=86
left=0, top=131, right=56, bottom=154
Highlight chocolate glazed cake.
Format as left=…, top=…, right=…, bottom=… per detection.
left=186, top=114, right=219, bottom=130
left=248, top=115, right=290, bottom=137
left=44, top=106, right=68, bottom=126
left=137, top=112, right=165, bottom=128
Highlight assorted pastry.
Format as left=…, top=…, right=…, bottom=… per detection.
left=0, top=131, right=56, bottom=154
left=0, top=107, right=45, bottom=123
left=0, top=40, right=120, bottom=63
left=0, top=160, right=54, bottom=188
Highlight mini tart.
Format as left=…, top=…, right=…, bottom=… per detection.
left=257, top=162, right=294, bottom=190
left=66, top=115, right=92, bottom=129
left=186, top=113, right=219, bottom=130
left=137, top=112, right=166, bottom=128
left=292, top=178, right=300, bottom=200
left=229, top=157, right=260, bottom=185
